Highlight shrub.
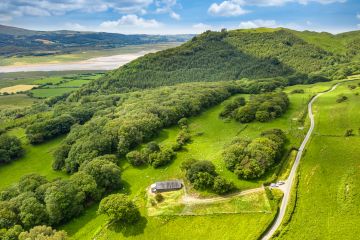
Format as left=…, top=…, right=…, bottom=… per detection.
left=336, top=95, right=348, bottom=103
left=344, top=129, right=354, bottom=137
left=176, top=129, right=191, bottom=146
left=290, top=89, right=304, bottom=94
left=155, top=193, right=164, bottom=203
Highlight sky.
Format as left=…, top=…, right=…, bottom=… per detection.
left=0, top=0, right=359, bottom=34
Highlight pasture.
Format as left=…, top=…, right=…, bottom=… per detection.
left=0, top=128, right=67, bottom=190
left=276, top=79, right=360, bottom=239
left=60, top=80, right=338, bottom=240
left=0, top=79, right=345, bottom=240
left=0, top=94, right=37, bottom=110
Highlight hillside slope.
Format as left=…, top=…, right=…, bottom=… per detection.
left=0, top=24, right=193, bottom=57
left=81, top=28, right=359, bottom=94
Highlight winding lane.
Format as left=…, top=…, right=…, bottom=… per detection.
left=261, top=83, right=340, bottom=240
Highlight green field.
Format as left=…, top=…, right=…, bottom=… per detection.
left=0, top=79, right=353, bottom=240
left=0, top=71, right=102, bottom=88
left=30, top=88, right=77, bottom=98
left=58, top=81, right=340, bottom=240
left=0, top=94, right=38, bottom=110
left=0, top=128, right=67, bottom=190
left=276, top=79, right=360, bottom=239
left=27, top=72, right=103, bottom=98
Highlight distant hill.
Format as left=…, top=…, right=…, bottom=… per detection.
left=79, top=28, right=360, bottom=94
left=0, top=24, right=194, bottom=57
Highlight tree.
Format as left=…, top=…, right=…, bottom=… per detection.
left=0, top=134, right=23, bottom=164
left=0, top=225, right=23, bottom=240
left=223, top=129, right=286, bottom=179
left=0, top=201, right=17, bottom=229
left=80, top=159, right=121, bottom=192
left=18, top=225, right=67, bottom=240
left=126, top=150, right=148, bottom=166
left=69, top=172, right=98, bottom=201
left=213, top=176, right=235, bottom=195
left=97, top=194, right=140, bottom=224
left=18, top=174, right=48, bottom=193
left=255, top=111, right=271, bottom=122
left=185, top=160, right=217, bottom=183
left=44, top=180, right=85, bottom=225
left=19, top=197, right=48, bottom=228
left=193, top=172, right=214, bottom=190
left=148, top=148, right=176, bottom=168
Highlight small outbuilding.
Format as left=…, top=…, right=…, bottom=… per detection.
left=150, top=180, right=182, bottom=193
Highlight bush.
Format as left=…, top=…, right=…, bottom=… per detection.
left=344, top=129, right=354, bottom=137
left=155, top=193, right=164, bottom=203
left=336, top=95, right=348, bottom=103
left=178, top=118, right=189, bottom=128
left=176, top=129, right=191, bottom=146
left=290, top=89, right=304, bottom=94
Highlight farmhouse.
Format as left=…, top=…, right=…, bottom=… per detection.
left=151, top=180, right=183, bottom=193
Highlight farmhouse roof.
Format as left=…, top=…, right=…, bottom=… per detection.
left=155, top=180, right=182, bottom=190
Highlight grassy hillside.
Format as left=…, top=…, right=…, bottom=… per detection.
left=82, top=28, right=359, bottom=94
left=290, top=30, right=360, bottom=59
left=276, top=78, right=360, bottom=239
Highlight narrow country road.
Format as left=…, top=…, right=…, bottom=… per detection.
left=261, top=83, right=340, bottom=240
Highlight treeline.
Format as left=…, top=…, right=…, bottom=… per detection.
left=25, top=94, right=122, bottom=144
left=0, top=154, right=121, bottom=238
left=0, top=133, right=23, bottom=165
left=222, top=92, right=289, bottom=123
left=223, top=129, right=286, bottom=179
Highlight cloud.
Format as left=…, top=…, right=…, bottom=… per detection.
left=65, top=23, right=88, bottom=31
left=208, top=1, right=249, bottom=16
left=170, top=12, right=181, bottom=20
left=155, top=0, right=181, bottom=20
left=357, top=13, right=360, bottom=20
left=0, top=0, right=154, bottom=22
left=240, top=0, right=346, bottom=6
left=208, top=0, right=346, bottom=17
left=239, top=19, right=278, bottom=29
left=100, top=14, right=161, bottom=28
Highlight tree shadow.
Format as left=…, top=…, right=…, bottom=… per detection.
left=108, top=216, right=148, bottom=237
